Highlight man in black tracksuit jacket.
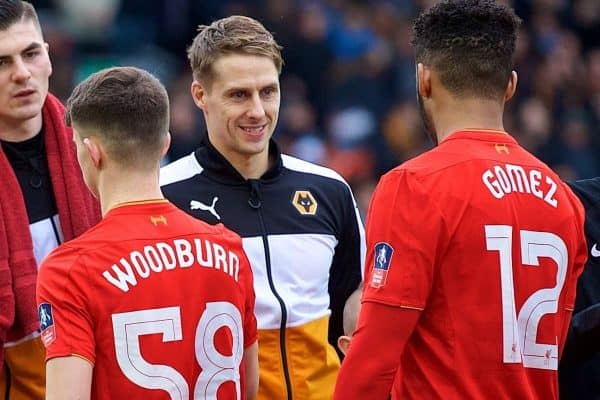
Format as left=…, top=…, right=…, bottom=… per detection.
left=160, top=15, right=365, bottom=400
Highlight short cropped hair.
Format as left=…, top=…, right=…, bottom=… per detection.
left=0, top=0, right=41, bottom=32
left=412, top=0, right=522, bottom=100
left=187, top=15, right=283, bottom=86
left=65, top=67, right=169, bottom=169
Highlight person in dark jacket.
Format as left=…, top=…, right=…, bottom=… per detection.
left=160, top=15, right=365, bottom=400
left=560, top=177, right=600, bottom=400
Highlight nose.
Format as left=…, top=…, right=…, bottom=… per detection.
left=246, top=92, right=266, bottom=119
left=12, top=57, right=32, bottom=82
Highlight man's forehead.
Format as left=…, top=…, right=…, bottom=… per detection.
left=0, top=19, right=44, bottom=51
left=212, top=54, right=279, bottom=88
left=215, top=71, right=279, bottom=91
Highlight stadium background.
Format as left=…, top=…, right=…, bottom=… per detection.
left=29, top=0, right=600, bottom=217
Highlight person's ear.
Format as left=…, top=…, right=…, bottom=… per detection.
left=44, top=42, right=53, bottom=77
left=191, top=80, right=209, bottom=111
left=417, top=63, right=432, bottom=100
left=83, top=137, right=102, bottom=168
left=161, top=132, right=171, bottom=158
left=337, top=335, right=352, bottom=356
left=504, top=70, right=518, bottom=103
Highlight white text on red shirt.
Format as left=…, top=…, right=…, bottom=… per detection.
left=482, top=163, right=558, bottom=208
left=102, top=238, right=240, bottom=292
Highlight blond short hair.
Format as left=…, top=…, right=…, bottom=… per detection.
left=187, top=15, right=283, bottom=86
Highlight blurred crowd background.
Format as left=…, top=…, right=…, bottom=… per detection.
left=29, top=0, right=600, bottom=217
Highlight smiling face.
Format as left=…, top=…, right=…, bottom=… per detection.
left=0, top=18, right=52, bottom=132
left=192, top=53, right=280, bottom=175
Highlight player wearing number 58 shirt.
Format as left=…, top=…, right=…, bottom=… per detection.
left=36, top=67, right=258, bottom=400
left=334, top=2, right=587, bottom=400
left=37, top=200, right=256, bottom=400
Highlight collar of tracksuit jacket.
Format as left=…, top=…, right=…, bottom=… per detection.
left=193, top=133, right=283, bottom=185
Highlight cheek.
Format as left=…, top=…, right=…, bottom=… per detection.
left=268, top=105, right=279, bottom=122
left=263, top=100, right=278, bottom=114
left=224, top=106, right=246, bottom=124
left=36, top=57, right=53, bottom=79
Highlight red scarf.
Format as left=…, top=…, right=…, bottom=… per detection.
left=0, top=93, right=100, bottom=364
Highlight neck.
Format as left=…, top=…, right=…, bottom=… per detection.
left=0, top=114, right=43, bottom=142
left=433, top=98, right=506, bottom=143
left=97, top=167, right=164, bottom=216
left=208, top=135, right=271, bottom=180
left=230, top=152, right=270, bottom=180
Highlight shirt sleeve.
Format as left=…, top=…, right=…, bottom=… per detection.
left=36, top=248, right=95, bottom=364
left=560, top=182, right=594, bottom=363
left=560, top=303, right=600, bottom=366
left=333, top=301, right=420, bottom=399
left=328, top=182, right=366, bottom=350
left=363, top=170, right=446, bottom=309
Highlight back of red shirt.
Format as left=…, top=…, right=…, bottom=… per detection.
left=363, top=130, right=587, bottom=399
left=37, top=201, right=257, bottom=400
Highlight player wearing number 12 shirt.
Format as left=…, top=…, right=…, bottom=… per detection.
left=36, top=67, right=258, bottom=400
left=334, top=1, right=587, bottom=400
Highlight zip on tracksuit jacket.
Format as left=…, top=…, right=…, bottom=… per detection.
left=160, top=137, right=365, bottom=400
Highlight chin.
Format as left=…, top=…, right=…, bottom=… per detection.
left=13, top=105, right=44, bottom=121
left=242, top=136, right=270, bottom=152
left=248, top=140, right=269, bottom=154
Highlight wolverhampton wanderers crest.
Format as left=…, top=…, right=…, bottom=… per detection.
left=292, top=190, right=317, bottom=215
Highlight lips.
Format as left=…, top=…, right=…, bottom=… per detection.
left=240, top=124, right=267, bottom=135
left=13, top=89, right=36, bottom=98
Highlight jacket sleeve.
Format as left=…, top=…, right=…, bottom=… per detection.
left=561, top=303, right=600, bottom=366
left=327, top=183, right=365, bottom=354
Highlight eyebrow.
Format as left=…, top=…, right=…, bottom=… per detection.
left=0, top=42, right=42, bottom=60
left=22, top=42, right=42, bottom=53
left=224, top=82, right=279, bottom=92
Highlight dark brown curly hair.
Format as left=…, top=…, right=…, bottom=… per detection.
left=412, top=0, right=522, bottom=100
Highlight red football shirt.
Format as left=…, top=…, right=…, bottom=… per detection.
left=335, top=130, right=587, bottom=399
left=37, top=200, right=257, bottom=400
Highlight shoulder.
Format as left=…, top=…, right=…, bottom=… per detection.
left=567, top=177, right=600, bottom=209
left=387, top=147, right=448, bottom=180
left=38, top=243, right=86, bottom=294
left=171, top=205, right=245, bottom=245
left=207, top=221, right=246, bottom=248
left=374, top=166, right=429, bottom=202
left=371, top=160, right=446, bottom=216
left=40, top=218, right=111, bottom=278
left=160, top=152, right=203, bottom=187
left=379, top=153, right=433, bottom=184
left=42, top=244, right=81, bottom=271
left=281, top=154, right=352, bottom=189
left=281, top=155, right=360, bottom=213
